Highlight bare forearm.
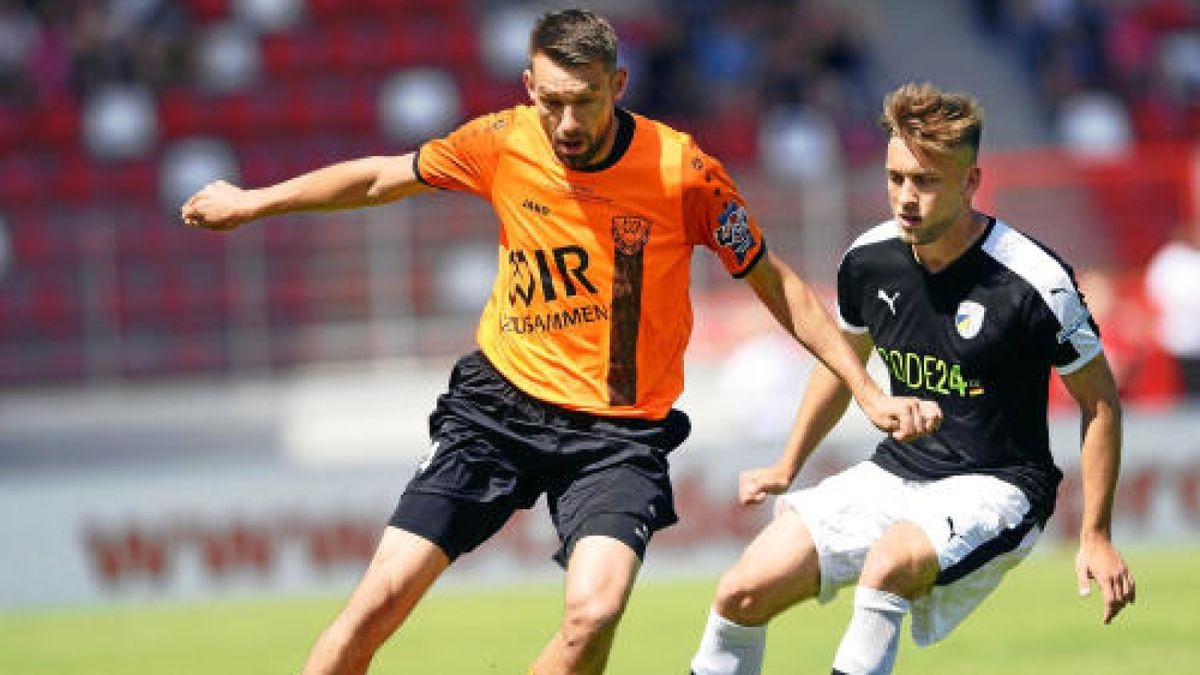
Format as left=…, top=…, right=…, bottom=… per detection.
left=1078, top=398, right=1122, bottom=541
left=762, top=260, right=881, bottom=406
left=252, top=156, right=412, bottom=218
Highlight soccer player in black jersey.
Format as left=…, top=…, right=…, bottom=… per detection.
left=691, top=82, right=1136, bottom=675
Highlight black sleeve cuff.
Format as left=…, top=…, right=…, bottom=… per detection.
left=732, top=241, right=768, bottom=279
left=412, top=147, right=439, bottom=189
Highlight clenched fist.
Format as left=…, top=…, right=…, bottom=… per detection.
left=867, top=396, right=943, bottom=443
left=180, top=180, right=260, bottom=231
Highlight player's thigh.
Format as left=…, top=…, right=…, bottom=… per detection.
left=775, top=461, right=906, bottom=602
left=343, top=526, right=451, bottom=620
left=717, top=508, right=820, bottom=618
left=905, top=473, right=1036, bottom=576
left=859, top=520, right=940, bottom=596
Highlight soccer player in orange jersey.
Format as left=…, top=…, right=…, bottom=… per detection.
left=181, top=10, right=940, bottom=675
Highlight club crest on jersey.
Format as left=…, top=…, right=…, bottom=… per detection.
left=716, top=201, right=755, bottom=264
left=955, top=300, right=986, bottom=339
left=612, top=216, right=651, bottom=256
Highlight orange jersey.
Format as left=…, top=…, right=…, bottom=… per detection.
left=416, top=106, right=766, bottom=419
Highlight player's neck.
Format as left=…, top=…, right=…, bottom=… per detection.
left=583, top=109, right=622, bottom=169
left=912, top=210, right=987, bottom=273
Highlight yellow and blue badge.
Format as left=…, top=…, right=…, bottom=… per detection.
left=955, top=300, right=986, bottom=339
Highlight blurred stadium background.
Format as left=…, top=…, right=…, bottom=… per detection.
left=1, top=0, right=1199, bottom=670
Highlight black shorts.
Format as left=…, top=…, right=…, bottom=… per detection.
left=389, top=350, right=690, bottom=565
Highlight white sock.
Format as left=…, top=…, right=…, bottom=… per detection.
left=831, top=586, right=910, bottom=675
left=690, top=607, right=767, bottom=675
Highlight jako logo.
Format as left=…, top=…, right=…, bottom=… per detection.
left=522, top=198, right=550, bottom=216
left=508, top=246, right=598, bottom=306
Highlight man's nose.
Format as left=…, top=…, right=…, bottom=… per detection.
left=558, top=106, right=582, bottom=134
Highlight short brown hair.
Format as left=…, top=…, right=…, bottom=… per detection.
left=529, top=9, right=618, bottom=72
left=880, top=82, right=983, bottom=159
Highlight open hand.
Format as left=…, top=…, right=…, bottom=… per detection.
left=1076, top=539, right=1136, bottom=624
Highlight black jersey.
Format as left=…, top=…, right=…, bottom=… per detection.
left=837, top=217, right=1102, bottom=523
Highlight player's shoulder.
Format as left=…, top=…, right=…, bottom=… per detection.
left=632, top=110, right=697, bottom=149
left=980, top=218, right=1076, bottom=295
left=453, top=105, right=529, bottom=142
left=632, top=111, right=717, bottom=172
left=847, top=220, right=901, bottom=253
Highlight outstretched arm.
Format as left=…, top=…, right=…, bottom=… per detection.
left=180, top=152, right=433, bottom=231
left=1061, top=353, right=1136, bottom=624
left=742, top=251, right=940, bottom=447
left=739, top=330, right=874, bottom=505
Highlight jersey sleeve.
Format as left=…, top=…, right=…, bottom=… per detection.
left=682, top=144, right=767, bottom=278
left=835, top=251, right=869, bottom=334
left=414, top=110, right=511, bottom=197
left=1029, top=280, right=1103, bottom=375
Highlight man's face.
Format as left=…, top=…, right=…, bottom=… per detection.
left=524, top=53, right=627, bottom=170
left=885, top=136, right=979, bottom=246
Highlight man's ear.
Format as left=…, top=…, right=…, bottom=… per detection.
left=612, top=67, right=629, bottom=102
left=963, top=165, right=982, bottom=200
left=523, top=68, right=535, bottom=103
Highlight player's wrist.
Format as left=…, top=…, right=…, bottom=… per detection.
left=1079, top=528, right=1113, bottom=546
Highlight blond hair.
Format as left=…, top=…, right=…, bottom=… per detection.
left=880, top=82, right=983, bottom=159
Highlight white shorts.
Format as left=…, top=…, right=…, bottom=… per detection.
left=777, top=461, right=1041, bottom=645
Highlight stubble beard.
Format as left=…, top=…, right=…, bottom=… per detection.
left=555, top=134, right=602, bottom=170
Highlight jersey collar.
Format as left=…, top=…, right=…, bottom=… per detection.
left=571, top=108, right=635, bottom=173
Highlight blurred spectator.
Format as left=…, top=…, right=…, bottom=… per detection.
left=233, top=0, right=303, bottom=34
left=82, top=83, right=158, bottom=160
left=194, top=23, right=260, bottom=94
left=378, top=68, right=461, bottom=144
left=480, top=4, right=541, bottom=80
left=717, top=300, right=814, bottom=444
left=1049, top=267, right=1181, bottom=413
left=977, top=0, right=1200, bottom=144
left=159, top=137, right=240, bottom=210
left=758, top=104, right=840, bottom=181
left=626, top=18, right=701, bottom=123
left=1055, top=89, right=1132, bottom=156
left=0, top=211, right=11, bottom=279
left=0, top=0, right=38, bottom=103
left=1144, top=220, right=1200, bottom=398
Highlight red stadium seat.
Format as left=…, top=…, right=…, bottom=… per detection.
left=31, top=99, right=79, bottom=151
left=54, top=152, right=97, bottom=205
left=0, top=105, right=27, bottom=153
left=0, top=157, right=43, bottom=206
left=159, top=89, right=217, bottom=138
left=183, top=0, right=228, bottom=23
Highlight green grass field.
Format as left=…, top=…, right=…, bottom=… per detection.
left=2, top=547, right=1195, bottom=674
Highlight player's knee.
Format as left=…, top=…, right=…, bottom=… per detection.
left=561, top=587, right=627, bottom=645
left=713, top=568, right=771, bottom=625
left=860, top=536, right=936, bottom=596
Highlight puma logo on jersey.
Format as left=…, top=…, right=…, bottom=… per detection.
left=877, top=289, right=899, bottom=315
